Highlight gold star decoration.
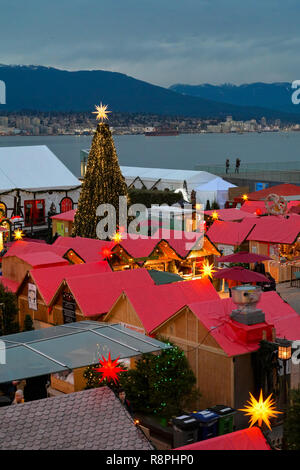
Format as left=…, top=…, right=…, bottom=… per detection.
left=200, top=259, right=216, bottom=278
left=13, top=229, right=24, bottom=241
left=112, top=231, right=122, bottom=244
left=92, top=103, right=111, bottom=122
left=239, top=390, right=282, bottom=430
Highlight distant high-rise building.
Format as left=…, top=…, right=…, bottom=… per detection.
left=0, top=116, right=8, bottom=127
left=32, top=117, right=41, bottom=126
left=260, top=117, right=267, bottom=127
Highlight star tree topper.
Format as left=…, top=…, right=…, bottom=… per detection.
left=92, top=102, right=111, bottom=122
left=93, top=352, right=126, bottom=384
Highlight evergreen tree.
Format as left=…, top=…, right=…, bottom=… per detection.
left=73, top=121, right=128, bottom=239
left=23, top=314, right=34, bottom=332
left=0, top=284, right=19, bottom=336
left=205, top=200, right=211, bottom=211
left=283, top=389, right=300, bottom=450
left=119, top=341, right=200, bottom=418
left=83, top=362, right=128, bottom=392
left=211, top=200, right=220, bottom=210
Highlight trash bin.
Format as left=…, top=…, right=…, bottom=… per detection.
left=172, top=414, right=199, bottom=448
left=209, top=405, right=236, bottom=435
left=191, top=410, right=219, bottom=441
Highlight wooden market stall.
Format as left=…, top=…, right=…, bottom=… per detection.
left=247, top=215, right=300, bottom=283
left=111, top=230, right=220, bottom=279
left=105, top=285, right=300, bottom=423
left=51, top=209, right=76, bottom=237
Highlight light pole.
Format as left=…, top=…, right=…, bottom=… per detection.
left=277, top=337, right=292, bottom=410
left=277, top=337, right=292, bottom=449
left=0, top=302, right=5, bottom=335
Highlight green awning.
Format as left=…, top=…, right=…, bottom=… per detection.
left=148, top=269, right=183, bottom=285
left=0, top=321, right=171, bottom=383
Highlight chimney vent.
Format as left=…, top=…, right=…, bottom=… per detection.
left=231, top=285, right=265, bottom=325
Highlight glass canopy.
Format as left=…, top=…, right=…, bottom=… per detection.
left=0, top=321, right=171, bottom=383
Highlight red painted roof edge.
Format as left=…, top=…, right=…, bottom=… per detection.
left=174, top=426, right=271, bottom=450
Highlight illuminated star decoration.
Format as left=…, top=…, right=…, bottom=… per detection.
left=93, top=352, right=126, bottom=385
left=200, top=259, right=216, bottom=278
left=239, top=390, right=282, bottom=430
left=112, top=231, right=122, bottom=244
left=92, top=103, right=111, bottom=122
left=13, top=229, right=24, bottom=241
left=101, top=246, right=113, bottom=260
left=211, top=211, right=219, bottom=220
left=242, top=194, right=248, bottom=201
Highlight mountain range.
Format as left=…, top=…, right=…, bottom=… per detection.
left=0, top=65, right=300, bottom=122
left=170, top=82, right=300, bottom=115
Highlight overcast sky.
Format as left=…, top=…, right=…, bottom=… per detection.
left=0, top=0, right=299, bottom=87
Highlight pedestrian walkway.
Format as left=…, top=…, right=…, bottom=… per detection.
left=277, top=283, right=300, bottom=315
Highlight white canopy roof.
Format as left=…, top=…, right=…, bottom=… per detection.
left=194, top=177, right=236, bottom=192
left=0, top=145, right=80, bottom=192
left=120, top=166, right=217, bottom=185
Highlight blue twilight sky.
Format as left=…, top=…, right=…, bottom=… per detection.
left=0, top=0, right=299, bottom=87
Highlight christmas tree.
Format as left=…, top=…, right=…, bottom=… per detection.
left=84, top=361, right=128, bottom=393
left=0, top=284, right=19, bottom=336
left=119, top=340, right=200, bottom=418
left=23, top=314, right=34, bottom=332
left=73, top=104, right=128, bottom=239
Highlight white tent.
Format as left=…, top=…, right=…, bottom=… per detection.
left=194, top=177, right=236, bottom=208
left=119, top=166, right=234, bottom=204
left=0, top=145, right=80, bottom=191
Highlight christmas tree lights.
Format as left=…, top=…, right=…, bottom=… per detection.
left=73, top=105, right=128, bottom=239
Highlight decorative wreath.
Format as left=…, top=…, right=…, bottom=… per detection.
left=265, top=193, right=287, bottom=216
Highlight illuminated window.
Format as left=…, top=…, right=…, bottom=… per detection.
left=0, top=202, right=7, bottom=219
left=64, top=249, right=85, bottom=265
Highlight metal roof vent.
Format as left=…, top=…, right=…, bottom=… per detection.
left=231, top=285, right=265, bottom=325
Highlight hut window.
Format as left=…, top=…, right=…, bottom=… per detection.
left=0, top=202, right=7, bottom=218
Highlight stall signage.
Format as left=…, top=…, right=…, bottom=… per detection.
left=120, top=322, right=146, bottom=335
left=28, top=283, right=37, bottom=311
left=62, top=292, right=76, bottom=323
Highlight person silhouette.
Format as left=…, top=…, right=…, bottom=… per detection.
left=225, top=159, right=230, bottom=174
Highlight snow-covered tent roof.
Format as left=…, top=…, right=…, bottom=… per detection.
left=0, top=145, right=80, bottom=192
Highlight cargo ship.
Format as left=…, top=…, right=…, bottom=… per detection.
left=144, top=127, right=179, bottom=136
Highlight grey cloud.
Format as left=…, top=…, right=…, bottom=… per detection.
left=0, top=0, right=299, bottom=86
